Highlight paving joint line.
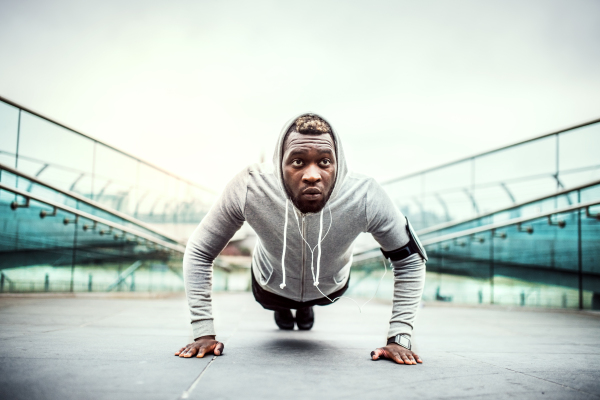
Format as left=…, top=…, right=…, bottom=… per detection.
left=177, top=302, right=248, bottom=400
left=450, top=352, right=600, bottom=399
left=178, top=355, right=218, bottom=399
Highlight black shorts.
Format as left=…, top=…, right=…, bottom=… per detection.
left=251, top=268, right=350, bottom=311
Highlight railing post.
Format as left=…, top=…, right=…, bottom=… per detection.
left=70, top=206, right=79, bottom=293
left=578, top=190, right=583, bottom=310
left=44, top=274, right=49, bottom=292
left=490, top=229, right=495, bottom=305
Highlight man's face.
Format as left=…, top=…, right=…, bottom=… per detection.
left=282, top=130, right=337, bottom=214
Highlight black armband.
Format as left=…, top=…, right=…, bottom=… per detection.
left=380, top=217, right=428, bottom=262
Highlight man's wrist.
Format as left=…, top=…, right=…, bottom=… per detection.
left=194, top=335, right=216, bottom=341
left=387, top=334, right=411, bottom=350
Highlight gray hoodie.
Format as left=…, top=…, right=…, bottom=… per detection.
left=183, top=113, right=425, bottom=340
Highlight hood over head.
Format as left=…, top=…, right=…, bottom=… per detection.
left=272, top=112, right=349, bottom=290
left=272, top=112, right=349, bottom=206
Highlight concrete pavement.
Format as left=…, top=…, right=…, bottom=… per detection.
left=1, top=292, right=599, bottom=399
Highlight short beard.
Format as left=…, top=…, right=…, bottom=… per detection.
left=284, top=182, right=332, bottom=214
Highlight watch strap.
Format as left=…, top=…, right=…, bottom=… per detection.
left=387, top=334, right=411, bottom=350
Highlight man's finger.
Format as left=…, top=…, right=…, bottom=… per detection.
left=370, top=348, right=384, bottom=360
left=184, top=346, right=198, bottom=358
left=214, top=342, right=224, bottom=356
left=408, top=354, right=417, bottom=365
left=197, top=344, right=213, bottom=358
left=412, top=352, right=423, bottom=363
left=178, top=346, right=190, bottom=357
left=391, top=351, right=405, bottom=364
left=401, top=354, right=412, bottom=365
left=175, top=347, right=186, bottom=356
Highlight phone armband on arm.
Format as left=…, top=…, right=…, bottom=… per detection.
left=380, top=217, right=428, bottom=262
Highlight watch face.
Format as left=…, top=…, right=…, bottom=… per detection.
left=398, top=335, right=411, bottom=350
left=407, top=217, right=428, bottom=261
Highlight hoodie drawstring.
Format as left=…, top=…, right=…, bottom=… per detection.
left=278, top=200, right=388, bottom=313
left=279, top=199, right=289, bottom=289
left=315, top=209, right=323, bottom=286
left=280, top=203, right=332, bottom=291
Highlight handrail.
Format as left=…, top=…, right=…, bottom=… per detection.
left=417, top=178, right=600, bottom=236
left=421, top=199, right=600, bottom=246
left=0, top=162, right=186, bottom=246
left=353, top=199, right=600, bottom=262
left=0, top=95, right=216, bottom=194
left=381, top=117, right=600, bottom=185
left=0, top=183, right=186, bottom=254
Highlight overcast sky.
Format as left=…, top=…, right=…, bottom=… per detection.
left=1, top=0, right=599, bottom=191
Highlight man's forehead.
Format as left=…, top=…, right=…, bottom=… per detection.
left=284, top=132, right=335, bottom=152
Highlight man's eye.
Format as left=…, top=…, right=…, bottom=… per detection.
left=292, top=160, right=303, bottom=166
left=320, top=159, right=331, bottom=166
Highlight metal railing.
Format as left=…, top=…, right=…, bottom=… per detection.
left=420, top=199, right=599, bottom=246
left=0, top=95, right=214, bottom=193
left=381, top=116, right=600, bottom=230
left=0, top=162, right=185, bottom=245
left=0, top=96, right=216, bottom=237
left=1, top=183, right=185, bottom=253
left=418, top=178, right=600, bottom=236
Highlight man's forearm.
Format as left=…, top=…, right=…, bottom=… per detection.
left=183, top=244, right=218, bottom=339
left=387, top=253, right=426, bottom=339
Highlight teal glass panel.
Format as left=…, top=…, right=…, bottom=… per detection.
left=582, top=205, right=600, bottom=310
left=0, top=190, right=76, bottom=269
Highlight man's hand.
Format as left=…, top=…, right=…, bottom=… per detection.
left=370, top=343, right=422, bottom=365
left=175, top=335, right=224, bottom=358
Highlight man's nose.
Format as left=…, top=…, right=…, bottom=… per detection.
left=302, top=164, right=321, bottom=183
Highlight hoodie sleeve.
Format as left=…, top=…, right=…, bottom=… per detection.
left=183, top=168, right=248, bottom=339
left=365, top=178, right=426, bottom=340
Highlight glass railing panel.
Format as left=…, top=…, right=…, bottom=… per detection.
left=0, top=191, right=77, bottom=267
left=0, top=259, right=186, bottom=293
left=421, top=160, right=473, bottom=225
left=470, top=185, right=511, bottom=215
left=0, top=101, right=19, bottom=168
left=474, top=136, right=557, bottom=210
left=0, top=166, right=180, bottom=245
left=385, top=175, right=424, bottom=228
left=559, top=123, right=600, bottom=187
left=424, top=234, right=493, bottom=304
left=1, top=186, right=184, bottom=292
left=93, top=143, right=138, bottom=215
left=17, top=112, right=95, bottom=196
left=581, top=184, right=600, bottom=203
left=582, top=205, right=600, bottom=310
left=421, top=184, right=600, bottom=243
left=136, top=162, right=167, bottom=220
left=382, top=121, right=600, bottom=231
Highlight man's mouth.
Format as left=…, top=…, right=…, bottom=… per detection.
left=301, top=188, right=322, bottom=200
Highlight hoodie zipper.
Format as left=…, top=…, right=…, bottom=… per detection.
left=300, top=214, right=306, bottom=302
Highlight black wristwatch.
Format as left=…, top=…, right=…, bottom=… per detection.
left=387, top=334, right=411, bottom=350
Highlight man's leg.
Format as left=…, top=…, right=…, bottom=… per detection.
left=295, top=274, right=352, bottom=330
left=251, top=269, right=296, bottom=330
left=295, top=307, right=314, bottom=330
left=250, top=268, right=351, bottom=331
